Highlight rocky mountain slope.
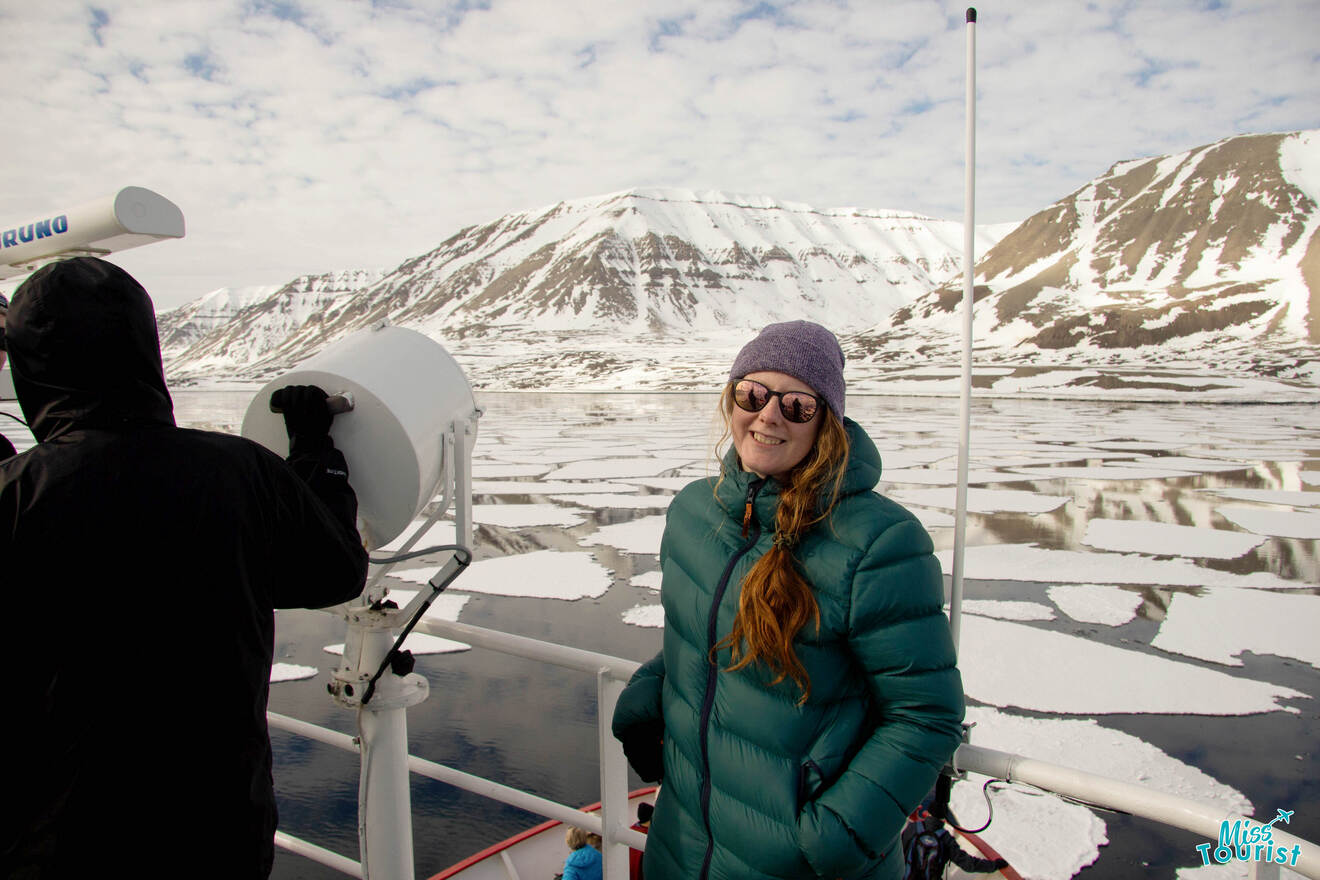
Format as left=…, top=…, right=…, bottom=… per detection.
left=161, top=131, right=1320, bottom=397
left=162, top=189, right=1007, bottom=387
left=849, top=130, right=1320, bottom=386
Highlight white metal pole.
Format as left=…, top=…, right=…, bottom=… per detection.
left=949, top=6, right=977, bottom=656
left=357, top=627, right=421, bottom=880
left=597, top=669, right=632, bottom=880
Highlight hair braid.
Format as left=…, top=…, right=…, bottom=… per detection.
left=711, top=385, right=850, bottom=704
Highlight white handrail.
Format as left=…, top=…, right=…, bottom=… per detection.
left=955, top=744, right=1320, bottom=879
left=269, top=619, right=1319, bottom=880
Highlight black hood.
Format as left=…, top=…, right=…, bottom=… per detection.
left=8, top=257, right=174, bottom=442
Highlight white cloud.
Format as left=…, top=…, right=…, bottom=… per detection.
left=3, top=0, right=1315, bottom=310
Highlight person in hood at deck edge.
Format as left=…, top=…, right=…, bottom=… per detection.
left=0, top=257, right=369, bottom=879
left=0, top=293, right=16, bottom=460
left=612, top=321, right=965, bottom=880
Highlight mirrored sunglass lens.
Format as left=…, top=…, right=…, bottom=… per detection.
left=735, top=381, right=769, bottom=411
left=781, top=394, right=817, bottom=422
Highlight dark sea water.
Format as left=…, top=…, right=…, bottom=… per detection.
left=53, top=390, right=1320, bottom=879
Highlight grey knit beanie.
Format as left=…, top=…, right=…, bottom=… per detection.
left=729, top=320, right=845, bottom=417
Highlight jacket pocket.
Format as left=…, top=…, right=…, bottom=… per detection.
left=797, top=758, right=827, bottom=809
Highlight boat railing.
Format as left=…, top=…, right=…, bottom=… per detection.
left=267, top=612, right=648, bottom=880
left=268, top=614, right=1320, bottom=880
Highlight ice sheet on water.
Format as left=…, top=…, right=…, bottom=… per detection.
left=1153, top=589, right=1320, bottom=669
left=1008, top=464, right=1194, bottom=480
left=546, top=457, right=697, bottom=480
left=956, top=705, right=1252, bottom=880
left=890, top=488, right=1069, bottom=515
left=905, top=506, right=955, bottom=529
left=959, top=615, right=1305, bottom=715
left=961, top=599, right=1055, bottom=621
left=1203, top=489, right=1320, bottom=507
left=582, top=515, right=667, bottom=555
left=615, top=476, right=703, bottom=492
left=937, top=544, right=1303, bottom=589
left=549, top=493, right=675, bottom=510
left=1047, top=585, right=1144, bottom=626
left=1186, top=447, right=1309, bottom=462
left=393, top=550, right=612, bottom=600
left=472, top=503, right=587, bottom=528
left=1216, top=506, right=1320, bottom=539
left=1302, top=471, right=1320, bottom=486
left=622, top=604, right=664, bottom=628
left=471, top=463, right=552, bottom=478
left=1082, top=518, right=1265, bottom=559
left=270, top=663, right=318, bottom=683
left=881, top=468, right=1016, bottom=486
left=471, top=479, right=625, bottom=495
left=631, top=571, right=662, bottom=590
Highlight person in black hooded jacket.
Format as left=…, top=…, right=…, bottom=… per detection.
left=0, top=257, right=369, bottom=878
left=1, top=292, right=16, bottom=460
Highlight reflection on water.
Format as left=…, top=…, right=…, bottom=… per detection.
left=160, top=390, right=1318, bottom=880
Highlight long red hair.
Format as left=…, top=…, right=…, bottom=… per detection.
left=711, top=383, right=850, bottom=704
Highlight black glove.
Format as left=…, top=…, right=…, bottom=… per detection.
left=272, top=385, right=333, bottom=451
left=619, top=718, right=665, bottom=783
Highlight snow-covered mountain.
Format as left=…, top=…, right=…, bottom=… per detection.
left=162, top=189, right=1008, bottom=386
left=850, top=130, right=1320, bottom=382
left=159, top=268, right=385, bottom=374
left=162, top=132, right=1320, bottom=395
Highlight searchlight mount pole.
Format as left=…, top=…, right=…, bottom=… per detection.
left=949, top=7, right=977, bottom=656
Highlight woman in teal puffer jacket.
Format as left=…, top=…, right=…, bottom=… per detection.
left=612, top=321, right=965, bottom=880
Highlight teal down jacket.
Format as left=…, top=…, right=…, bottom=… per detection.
left=612, top=418, right=965, bottom=880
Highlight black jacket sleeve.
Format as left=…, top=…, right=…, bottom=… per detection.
left=266, top=437, right=368, bottom=609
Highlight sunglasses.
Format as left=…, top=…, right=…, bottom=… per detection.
left=732, top=379, right=822, bottom=424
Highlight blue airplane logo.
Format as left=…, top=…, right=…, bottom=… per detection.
left=1263, top=809, right=1294, bottom=829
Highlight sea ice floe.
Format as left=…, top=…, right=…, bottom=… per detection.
left=1302, top=470, right=1320, bottom=487
left=270, top=663, right=319, bottom=683
left=936, top=544, right=1304, bottom=589
left=582, top=515, right=667, bottom=555
left=1047, top=584, right=1144, bottom=626
left=905, top=506, right=955, bottom=529
left=1008, top=464, right=1194, bottom=480
left=471, top=479, right=625, bottom=495
left=631, top=571, right=662, bottom=590
left=1153, top=588, right=1320, bottom=669
left=961, top=599, right=1055, bottom=621
left=549, top=493, right=675, bottom=510
left=958, top=616, right=1305, bottom=715
left=1215, top=506, right=1320, bottom=539
left=622, top=604, right=664, bottom=628
left=545, top=457, right=697, bottom=480
left=1141, top=456, right=1254, bottom=473
left=472, top=503, right=587, bottom=528
left=1186, top=447, right=1309, bottom=462
left=374, top=521, right=457, bottom=553
left=881, top=468, right=1016, bottom=486
left=1203, top=489, right=1320, bottom=507
left=615, top=477, right=705, bottom=492
left=470, top=463, right=552, bottom=478
left=1081, top=518, right=1266, bottom=559
left=393, top=550, right=612, bottom=600
left=889, top=488, right=1069, bottom=515
left=954, top=705, right=1252, bottom=880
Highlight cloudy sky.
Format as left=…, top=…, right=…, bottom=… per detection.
left=2, top=0, right=1316, bottom=311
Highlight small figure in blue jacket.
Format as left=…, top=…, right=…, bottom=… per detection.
left=612, top=321, right=965, bottom=880
left=561, top=826, right=603, bottom=880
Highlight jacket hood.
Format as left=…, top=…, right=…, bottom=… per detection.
left=716, top=417, right=882, bottom=515
left=8, top=257, right=174, bottom=442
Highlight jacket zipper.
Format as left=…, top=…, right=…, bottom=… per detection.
left=698, top=477, right=764, bottom=880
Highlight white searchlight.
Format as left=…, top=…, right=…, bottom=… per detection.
left=243, top=322, right=482, bottom=880
left=240, top=322, right=481, bottom=552
left=0, top=186, right=186, bottom=280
